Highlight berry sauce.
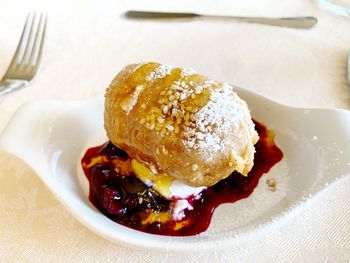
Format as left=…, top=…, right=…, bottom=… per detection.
left=81, top=120, right=283, bottom=236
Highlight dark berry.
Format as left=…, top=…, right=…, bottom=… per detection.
left=90, top=164, right=113, bottom=191
left=101, top=142, right=128, bottom=159
left=149, top=222, right=163, bottom=233
left=102, top=187, right=127, bottom=217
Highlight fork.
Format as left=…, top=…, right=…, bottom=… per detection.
left=0, top=12, right=47, bottom=96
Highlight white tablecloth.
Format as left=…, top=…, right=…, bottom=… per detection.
left=0, top=0, right=349, bottom=261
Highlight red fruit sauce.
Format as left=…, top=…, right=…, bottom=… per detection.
left=81, top=120, right=283, bottom=236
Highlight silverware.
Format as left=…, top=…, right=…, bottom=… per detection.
left=0, top=12, right=47, bottom=96
left=124, top=10, right=317, bottom=29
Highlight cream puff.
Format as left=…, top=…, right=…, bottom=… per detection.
left=104, top=62, right=259, bottom=187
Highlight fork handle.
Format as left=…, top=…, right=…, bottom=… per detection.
left=0, top=80, right=28, bottom=97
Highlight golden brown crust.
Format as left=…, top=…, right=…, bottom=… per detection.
left=104, top=62, right=259, bottom=187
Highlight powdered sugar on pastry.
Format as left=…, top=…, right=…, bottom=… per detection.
left=181, top=67, right=196, bottom=77
left=184, top=83, right=255, bottom=152
left=146, top=64, right=173, bottom=81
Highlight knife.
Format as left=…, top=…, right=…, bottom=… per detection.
left=124, top=10, right=318, bottom=29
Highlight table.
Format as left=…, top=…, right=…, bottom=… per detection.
left=0, top=0, right=349, bottom=261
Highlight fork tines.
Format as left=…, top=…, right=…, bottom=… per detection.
left=7, top=12, right=47, bottom=78
left=0, top=12, right=47, bottom=96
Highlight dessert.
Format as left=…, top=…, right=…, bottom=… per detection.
left=81, top=62, right=283, bottom=236
left=105, top=62, right=259, bottom=187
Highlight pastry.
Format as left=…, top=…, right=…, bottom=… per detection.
left=104, top=62, right=259, bottom=187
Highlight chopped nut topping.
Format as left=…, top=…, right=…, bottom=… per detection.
left=266, top=179, right=276, bottom=192
left=162, top=105, right=169, bottom=114
left=157, top=116, right=165, bottom=123
left=162, top=146, right=169, bottom=155
left=138, top=67, right=223, bottom=152
left=192, top=164, right=198, bottom=171
left=166, top=125, right=174, bottom=131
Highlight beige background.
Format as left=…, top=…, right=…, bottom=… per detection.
left=0, top=0, right=349, bottom=262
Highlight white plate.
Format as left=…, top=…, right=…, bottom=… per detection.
left=0, top=87, right=349, bottom=252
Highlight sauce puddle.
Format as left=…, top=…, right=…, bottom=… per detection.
left=81, top=120, right=283, bottom=236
